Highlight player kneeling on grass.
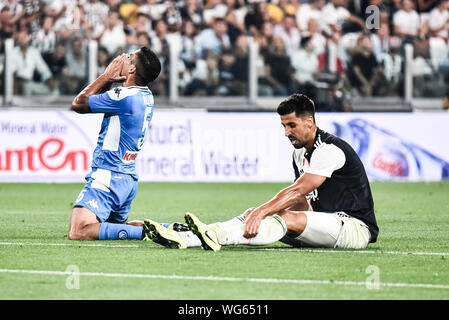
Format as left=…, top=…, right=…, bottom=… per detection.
left=68, top=47, right=166, bottom=241
left=143, top=94, right=379, bottom=250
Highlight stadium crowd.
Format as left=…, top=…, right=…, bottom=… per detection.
left=0, top=0, right=448, bottom=111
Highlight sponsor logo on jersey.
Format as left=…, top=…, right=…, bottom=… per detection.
left=76, top=189, right=86, bottom=203
left=305, top=189, right=319, bottom=202
left=122, top=151, right=138, bottom=163
left=85, top=199, right=99, bottom=210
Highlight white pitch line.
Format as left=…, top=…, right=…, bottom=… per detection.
left=0, top=268, right=448, bottom=290
left=1, top=241, right=448, bottom=257
left=0, top=242, right=139, bottom=248
left=256, top=248, right=449, bottom=256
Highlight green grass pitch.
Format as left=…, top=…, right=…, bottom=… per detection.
left=0, top=182, right=448, bottom=300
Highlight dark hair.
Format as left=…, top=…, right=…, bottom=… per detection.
left=134, top=46, right=161, bottom=86
left=300, top=36, right=312, bottom=48
left=277, top=94, right=315, bottom=122
left=214, top=17, right=226, bottom=24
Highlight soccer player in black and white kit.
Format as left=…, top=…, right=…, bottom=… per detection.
left=144, top=94, right=379, bottom=251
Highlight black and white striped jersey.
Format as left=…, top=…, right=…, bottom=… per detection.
left=293, top=127, right=379, bottom=242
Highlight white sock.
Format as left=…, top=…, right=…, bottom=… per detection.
left=216, top=215, right=287, bottom=246
left=211, top=213, right=246, bottom=230
left=178, top=231, right=202, bottom=247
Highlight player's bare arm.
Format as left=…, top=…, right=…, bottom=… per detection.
left=244, top=172, right=325, bottom=238
left=71, top=54, right=127, bottom=114
left=242, top=195, right=309, bottom=219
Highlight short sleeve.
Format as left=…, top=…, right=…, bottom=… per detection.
left=88, top=87, right=131, bottom=115
left=304, top=144, right=346, bottom=178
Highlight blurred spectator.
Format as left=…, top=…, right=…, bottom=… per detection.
left=218, top=48, right=236, bottom=94
left=428, top=0, right=449, bottom=70
left=347, top=34, right=390, bottom=96
left=12, top=29, right=52, bottom=95
left=119, top=0, right=144, bottom=26
left=343, top=0, right=371, bottom=34
left=21, top=0, right=44, bottom=38
left=255, top=21, right=275, bottom=54
left=148, top=19, right=170, bottom=96
left=180, top=19, right=198, bottom=70
left=0, top=5, right=16, bottom=39
left=304, top=18, right=326, bottom=55
left=42, top=42, right=66, bottom=95
left=163, top=0, right=183, bottom=32
left=371, top=22, right=403, bottom=85
left=124, top=11, right=152, bottom=54
left=82, top=0, right=109, bottom=35
left=136, top=31, right=150, bottom=48
left=140, top=0, right=168, bottom=22
left=279, top=0, right=300, bottom=16
left=262, top=36, right=295, bottom=96
left=62, top=36, right=87, bottom=94
left=295, top=0, right=325, bottom=32
left=224, top=8, right=244, bottom=46
left=0, top=0, right=24, bottom=28
left=290, top=36, right=319, bottom=87
left=194, top=17, right=231, bottom=57
left=225, top=0, right=247, bottom=26
left=1, top=0, right=446, bottom=103
left=244, top=1, right=269, bottom=38
left=97, top=9, right=126, bottom=56
left=316, top=38, right=346, bottom=88
left=393, top=0, right=421, bottom=40
left=203, top=0, right=228, bottom=25
left=48, top=0, right=81, bottom=40
left=414, top=0, right=439, bottom=24
left=266, top=0, right=285, bottom=24
left=180, top=0, right=204, bottom=28
left=132, top=12, right=152, bottom=35
left=32, top=15, right=56, bottom=54
left=96, top=46, right=110, bottom=75
left=185, top=49, right=220, bottom=96
left=126, top=30, right=150, bottom=54
left=105, top=0, right=119, bottom=11
left=273, top=14, right=301, bottom=55
left=149, top=19, right=170, bottom=58
left=428, top=1, right=449, bottom=39
left=321, top=0, right=366, bottom=36
left=371, top=22, right=394, bottom=58
left=227, top=34, right=249, bottom=95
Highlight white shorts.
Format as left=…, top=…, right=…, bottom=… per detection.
left=282, top=211, right=371, bottom=249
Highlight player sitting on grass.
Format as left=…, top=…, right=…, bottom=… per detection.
left=143, top=94, right=379, bottom=250
left=68, top=47, right=167, bottom=241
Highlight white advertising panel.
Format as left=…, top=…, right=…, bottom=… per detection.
left=1, top=111, right=448, bottom=182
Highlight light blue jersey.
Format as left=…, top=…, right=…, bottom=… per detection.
left=73, top=86, right=154, bottom=224
left=88, top=86, right=154, bottom=179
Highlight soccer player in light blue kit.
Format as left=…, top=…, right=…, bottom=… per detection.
left=68, top=47, right=161, bottom=241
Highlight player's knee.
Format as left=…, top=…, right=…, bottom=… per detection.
left=279, top=210, right=307, bottom=236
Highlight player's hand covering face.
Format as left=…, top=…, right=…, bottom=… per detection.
left=102, top=54, right=128, bottom=83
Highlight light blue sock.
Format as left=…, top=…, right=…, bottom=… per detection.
left=98, top=222, right=143, bottom=240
